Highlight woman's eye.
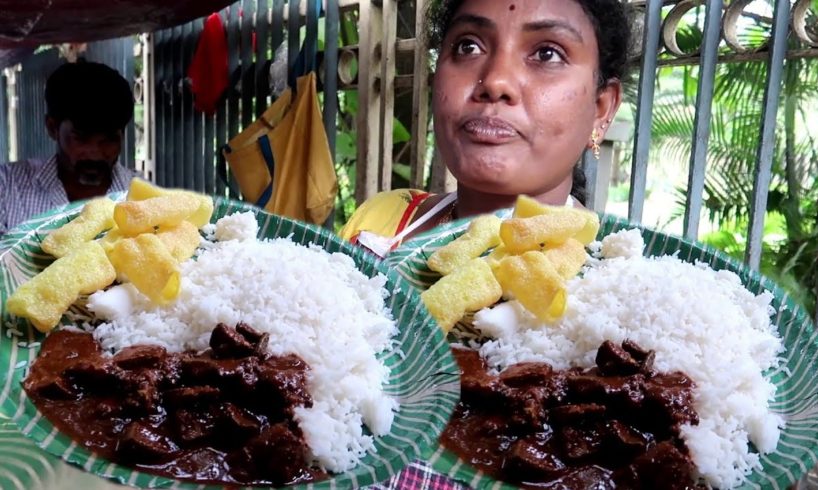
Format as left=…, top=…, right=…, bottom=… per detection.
left=534, top=46, right=564, bottom=63
left=454, top=39, right=483, bottom=56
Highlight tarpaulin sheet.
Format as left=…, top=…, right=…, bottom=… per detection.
left=0, top=0, right=234, bottom=48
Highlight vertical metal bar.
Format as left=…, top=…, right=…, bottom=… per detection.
left=746, top=0, right=791, bottom=268
left=582, top=151, right=598, bottom=210
left=215, top=8, right=231, bottom=197
left=227, top=4, right=241, bottom=198
left=156, top=32, right=167, bottom=185
left=0, top=73, right=8, bottom=163
left=241, top=0, right=256, bottom=129
left=154, top=30, right=167, bottom=186
left=6, top=70, right=17, bottom=162
left=305, top=0, right=318, bottom=70
left=172, top=25, right=184, bottom=188
left=323, top=0, right=339, bottom=160
left=628, top=1, right=663, bottom=223
left=204, top=110, right=215, bottom=195
left=272, top=0, right=285, bottom=53
left=255, top=0, right=271, bottom=117
left=683, top=0, right=723, bottom=240
left=139, top=34, right=156, bottom=182
left=288, top=0, right=301, bottom=87
left=161, top=29, right=174, bottom=187
left=182, top=22, right=196, bottom=190
left=187, top=20, right=204, bottom=192
left=123, top=37, right=136, bottom=171
left=17, top=64, right=25, bottom=160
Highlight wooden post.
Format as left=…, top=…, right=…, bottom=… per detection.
left=409, top=0, right=430, bottom=190
left=355, top=0, right=384, bottom=204
left=378, top=0, right=397, bottom=192
left=429, top=146, right=456, bottom=194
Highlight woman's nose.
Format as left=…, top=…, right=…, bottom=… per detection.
left=473, top=53, right=521, bottom=105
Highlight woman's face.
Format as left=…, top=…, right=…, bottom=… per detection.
left=433, top=0, right=621, bottom=199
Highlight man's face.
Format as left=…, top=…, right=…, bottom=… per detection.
left=47, top=118, right=123, bottom=186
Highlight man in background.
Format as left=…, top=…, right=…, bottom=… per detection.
left=0, top=61, right=141, bottom=234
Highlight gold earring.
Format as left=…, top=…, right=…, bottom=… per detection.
left=590, top=129, right=601, bottom=159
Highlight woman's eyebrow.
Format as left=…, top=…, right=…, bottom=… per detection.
left=523, top=20, right=585, bottom=44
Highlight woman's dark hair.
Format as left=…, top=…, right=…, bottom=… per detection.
left=571, top=165, right=588, bottom=206
left=45, top=61, right=134, bottom=133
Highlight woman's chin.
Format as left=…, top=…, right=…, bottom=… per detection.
left=450, top=163, right=516, bottom=191
left=456, top=176, right=516, bottom=196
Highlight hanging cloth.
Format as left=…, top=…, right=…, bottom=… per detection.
left=222, top=71, right=337, bottom=224
left=187, top=12, right=229, bottom=115
left=220, top=0, right=335, bottom=224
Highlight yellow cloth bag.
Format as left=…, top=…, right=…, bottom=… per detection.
left=223, top=72, right=337, bottom=224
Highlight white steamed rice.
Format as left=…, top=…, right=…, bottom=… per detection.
left=88, top=211, right=399, bottom=472
left=472, top=229, right=784, bottom=489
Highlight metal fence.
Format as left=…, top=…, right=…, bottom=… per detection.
left=623, top=0, right=817, bottom=268
left=149, top=0, right=340, bottom=198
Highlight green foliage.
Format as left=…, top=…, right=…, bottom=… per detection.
left=608, top=183, right=631, bottom=203
left=701, top=213, right=816, bottom=316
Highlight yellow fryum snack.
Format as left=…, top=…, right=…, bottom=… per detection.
left=421, top=258, right=502, bottom=333
left=511, top=195, right=600, bottom=246
left=484, top=243, right=508, bottom=270
left=7, top=241, right=116, bottom=332
left=428, top=215, right=502, bottom=275
left=184, top=193, right=215, bottom=228
left=512, top=194, right=549, bottom=219
left=99, top=225, right=123, bottom=249
left=500, top=212, right=585, bottom=254
left=543, top=238, right=588, bottom=280
left=108, top=234, right=181, bottom=305
left=126, top=177, right=164, bottom=201
left=500, top=207, right=601, bottom=253
left=127, top=178, right=214, bottom=228
left=156, top=221, right=201, bottom=262
left=569, top=209, right=600, bottom=245
left=114, top=194, right=201, bottom=236
left=494, top=251, right=567, bottom=322
left=41, top=197, right=116, bottom=258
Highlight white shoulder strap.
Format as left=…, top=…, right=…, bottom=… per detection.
left=392, top=192, right=457, bottom=243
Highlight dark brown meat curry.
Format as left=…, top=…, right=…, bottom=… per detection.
left=24, top=322, right=326, bottom=486
left=441, top=340, right=705, bottom=489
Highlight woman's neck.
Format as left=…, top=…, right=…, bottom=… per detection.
left=455, top=180, right=573, bottom=218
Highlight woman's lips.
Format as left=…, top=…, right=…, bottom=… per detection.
left=461, top=117, right=519, bottom=144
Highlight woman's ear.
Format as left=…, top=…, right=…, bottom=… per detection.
left=594, top=79, right=623, bottom=139
left=45, top=116, right=60, bottom=141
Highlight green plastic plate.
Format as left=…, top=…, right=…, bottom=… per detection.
left=0, top=196, right=460, bottom=489
left=386, top=213, right=818, bottom=490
